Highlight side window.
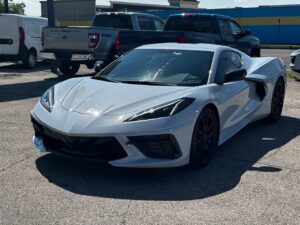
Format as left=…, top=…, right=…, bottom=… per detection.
left=229, top=20, right=243, bottom=35
left=138, top=16, right=155, bottom=31
left=215, top=51, right=243, bottom=83
left=219, top=19, right=232, bottom=36
left=153, top=19, right=165, bottom=31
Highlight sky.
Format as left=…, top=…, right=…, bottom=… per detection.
left=12, top=0, right=300, bottom=17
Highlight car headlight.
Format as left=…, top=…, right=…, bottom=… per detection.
left=40, top=86, right=54, bottom=112
left=125, top=98, right=195, bottom=122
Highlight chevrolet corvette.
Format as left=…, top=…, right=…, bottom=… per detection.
left=31, top=43, right=286, bottom=168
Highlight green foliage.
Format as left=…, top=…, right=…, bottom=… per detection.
left=0, top=0, right=26, bottom=15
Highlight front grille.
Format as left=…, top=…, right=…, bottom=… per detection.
left=291, top=56, right=296, bottom=64
left=31, top=116, right=127, bottom=161
left=127, top=135, right=182, bottom=159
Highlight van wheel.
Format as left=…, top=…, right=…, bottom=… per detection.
left=24, top=49, right=37, bottom=69
left=58, top=61, right=80, bottom=76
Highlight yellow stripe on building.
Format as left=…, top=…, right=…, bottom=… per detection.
left=236, top=16, right=300, bottom=26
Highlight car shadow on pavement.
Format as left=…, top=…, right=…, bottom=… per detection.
left=0, top=76, right=67, bottom=102
left=0, top=62, right=50, bottom=74
left=35, top=116, right=300, bottom=201
left=0, top=74, right=93, bottom=103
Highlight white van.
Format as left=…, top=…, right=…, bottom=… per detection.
left=0, top=14, right=48, bottom=68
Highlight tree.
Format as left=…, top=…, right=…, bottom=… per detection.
left=0, top=0, right=26, bottom=15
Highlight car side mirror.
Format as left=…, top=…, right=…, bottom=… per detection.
left=223, top=68, right=247, bottom=83
left=244, top=29, right=252, bottom=36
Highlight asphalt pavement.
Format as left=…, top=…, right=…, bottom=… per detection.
left=0, top=54, right=299, bottom=225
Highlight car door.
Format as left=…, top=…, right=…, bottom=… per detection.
left=219, top=18, right=237, bottom=49
left=215, top=50, right=259, bottom=139
left=228, top=20, right=250, bottom=54
left=0, top=15, right=19, bottom=55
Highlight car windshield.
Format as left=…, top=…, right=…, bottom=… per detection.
left=95, top=49, right=214, bottom=86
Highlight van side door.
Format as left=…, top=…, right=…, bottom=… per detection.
left=0, top=15, right=19, bottom=55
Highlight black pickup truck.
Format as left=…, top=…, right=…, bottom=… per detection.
left=42, top=12, right=261, bottom=76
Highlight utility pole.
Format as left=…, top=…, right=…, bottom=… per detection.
left=47, top=0, right=55, bottom=27
left=4, top=0, right=9, bottom=13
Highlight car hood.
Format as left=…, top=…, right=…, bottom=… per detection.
left=61, top=78, right=192, bottom=116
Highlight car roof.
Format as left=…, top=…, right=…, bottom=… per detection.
left=137, top=43, right=232, bottom=52
left=0, top=14, right=47, bottom=21
left=96, top=12, right=161, bottom=18
left=168, top=13, right=235, bottom=21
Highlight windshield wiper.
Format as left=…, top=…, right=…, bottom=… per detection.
left=119, top=80, right=177, bottom=86
left=92, top=76, right=119, bottom=83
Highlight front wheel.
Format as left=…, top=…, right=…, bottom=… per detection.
left=269, top=78, right=285, bottom=122
left=23, top=49, right=37, bottom=69
left=189, top=107, right=219, bottom=169
left=58, top=61, right=80, bottom=76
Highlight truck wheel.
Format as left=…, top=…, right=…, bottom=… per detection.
left=250, top=48, right=261, bottom=57
left=23, top=49, right=37, bottom=69
left=86, top=63, right=94, bottom=69
left=58, top=61, right=80, bottom=76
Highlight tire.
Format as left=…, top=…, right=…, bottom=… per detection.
left=250, top=48, right=261, bottom=57
left=189, top=107, right=219, bottom=169
left=23, top=49, right=37, bottom=69
left=86, top=63, right=94, bottom=69
left=58, top=61, right=80, bottom=76
left=269, top=78, right=285, bottom=122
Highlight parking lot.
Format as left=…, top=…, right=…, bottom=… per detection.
left=0, top=49, right=299, bottom=225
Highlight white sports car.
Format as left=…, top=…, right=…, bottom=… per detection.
left=31, top=43, right=286, bottom=168
left=290, top=49, right=300, bottom=72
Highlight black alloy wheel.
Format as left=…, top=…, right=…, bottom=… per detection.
left=189, top=107, right=219, bottom=169
left=269, top=78, right=285, bottom=122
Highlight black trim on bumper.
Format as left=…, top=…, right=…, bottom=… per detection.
left=127, top=135, right=182, bottom=159
left=31, top=116, right=127, bottom=161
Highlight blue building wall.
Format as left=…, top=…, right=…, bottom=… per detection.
left=148, top=5, right=300, bottom=44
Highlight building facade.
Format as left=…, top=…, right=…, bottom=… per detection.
left=148, top=5, right=300, bottom=45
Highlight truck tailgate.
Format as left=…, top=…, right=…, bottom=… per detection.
left=43, top=27, right=90, bottom=52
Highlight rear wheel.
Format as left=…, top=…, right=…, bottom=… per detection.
left=58, top=61, right=80, bottom=76
left=269, top=78, right=285, bottom=122
left=23, top=49, right=37, bottom=69
left=189, top=107, right=219, bottom=169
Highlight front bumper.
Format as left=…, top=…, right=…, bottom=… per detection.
left=31, top=112, right=192, bottom=168
left=290, top=55, right=300, bottom=72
